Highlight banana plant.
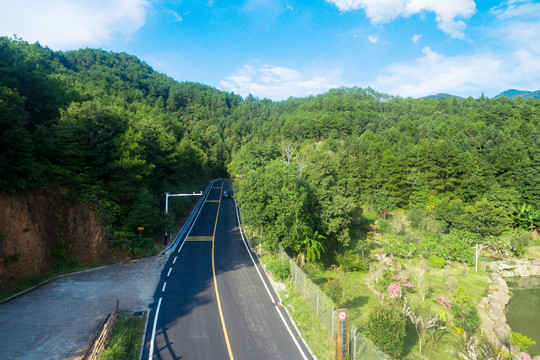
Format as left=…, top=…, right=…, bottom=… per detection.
left=511, top=204, right=540, bottom=230
left=303, top=230, right=325, bottom=262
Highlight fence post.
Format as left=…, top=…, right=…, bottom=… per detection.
left=331, top=308, right=335, bottom=339
left=353, top=326, right=357, bottom=359
left=316, top=289, right=320, bottom=316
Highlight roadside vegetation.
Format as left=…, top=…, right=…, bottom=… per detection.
left=97, top=313, right=146, bottom=360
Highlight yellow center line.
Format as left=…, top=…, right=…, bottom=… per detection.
left=185, top=236, right=213, bottom=241
left=212, top=183, right=234, bottom=360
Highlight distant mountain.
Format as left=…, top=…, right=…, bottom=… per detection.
left=423, top=93, right=463, bottom=100
left=495, top=89, right=540, bottom=99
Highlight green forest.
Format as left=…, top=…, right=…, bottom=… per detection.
left=2, top=37, right=540, bottom=358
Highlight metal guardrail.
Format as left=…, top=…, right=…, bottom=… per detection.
left=163, top=179, right=217, bottom=254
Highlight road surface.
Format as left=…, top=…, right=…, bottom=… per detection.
left=141, top=179, right=313, bottom=360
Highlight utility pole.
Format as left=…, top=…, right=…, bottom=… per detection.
left=164, top=191, right=203, bottom=245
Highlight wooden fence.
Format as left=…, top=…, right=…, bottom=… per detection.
left=85, top=299, right=119, bottom=360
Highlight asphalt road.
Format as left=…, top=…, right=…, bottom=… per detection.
left=142, top=179, right=313, bottom=360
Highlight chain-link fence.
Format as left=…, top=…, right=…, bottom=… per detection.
left=278, top=248, right=389, bottom=360
left=350, top=325, right=391, bottom=360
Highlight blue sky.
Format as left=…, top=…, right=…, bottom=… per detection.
left=1, top=0, right=539, bottom=100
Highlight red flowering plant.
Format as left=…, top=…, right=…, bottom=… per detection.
left=386, top=262, right=414, bottom=299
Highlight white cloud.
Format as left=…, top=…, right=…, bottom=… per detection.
left=365, top=0, right=540, bottom=98
left=0, top=0, right=149, bottom=49
left=490, top=0, right=540, bottom=20
left=368, top=35, right=378, bottom=43
left=326, top=0, right=476, bottom=39
left=412, top=34, right=422, bottom=43
left=165, top=9, right=183, bottom=23
left=371, top=47, right=504, bottom=97
left=221, top=65, right=338, bottom=100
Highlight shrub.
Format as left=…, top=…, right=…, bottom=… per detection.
left=378, top=220, right=391, bottom=234
left=408, top=208, right=427, bottom=230
left=336, top=250, right=366, bottom=272
left=420, top=235, right=474, bottom=265
left=383, top=236, right=417, bottom=258
left=507, top=231, right=532, bottom=258
left=452, top=288, right=481, bottom=339
left=364, top=304, right=406, bottom=358
left=509, top=331, right=536, bottom=354
left=265, top=257, right=290, bottom=280
left=322, top=278, right=344, bottom=304
left=428, top=255, right=446, bottom=268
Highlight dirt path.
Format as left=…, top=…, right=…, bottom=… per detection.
left=0, top=255, right=168, bottom=360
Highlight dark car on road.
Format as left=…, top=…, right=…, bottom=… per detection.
left=222, top=191, right=231, bottom=198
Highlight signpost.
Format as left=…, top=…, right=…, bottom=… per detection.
left=138, top=226, right=144, bottom=239
left=164, top=191, right=203, bottom=245
left=335, top=309, right=349, bottom=360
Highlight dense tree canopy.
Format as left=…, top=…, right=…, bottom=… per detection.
left=1, top=36, right=539, bottom=255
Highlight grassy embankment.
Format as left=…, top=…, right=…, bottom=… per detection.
left=260, top=217, right=540, bottom=359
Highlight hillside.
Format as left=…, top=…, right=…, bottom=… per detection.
left=496, top=89, right=540, bottom=99
left=423, top=93, right=463, bottom=100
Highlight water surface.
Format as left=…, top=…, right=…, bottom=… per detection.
left=505, top=276, right=540, bottom=356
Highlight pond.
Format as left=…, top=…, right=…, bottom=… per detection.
left=505, top=276, right=540, bottom=356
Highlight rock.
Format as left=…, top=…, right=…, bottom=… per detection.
left=499, top=262, right=516, bottom=271
left=516, top=264, right=530, bottom=276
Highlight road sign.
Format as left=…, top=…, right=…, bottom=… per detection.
left=138, top=227, right=144, bottom=231
left=335, top=309, right=349, bottom=360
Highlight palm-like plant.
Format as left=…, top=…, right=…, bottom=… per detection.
left=511, top=204, right=540, bottom=230
left=303, top=230, right=325, bottom=262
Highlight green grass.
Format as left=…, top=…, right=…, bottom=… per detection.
left=294, top=250, right=493, bottom=360
left=526, top=244, right=540, bottom=259
left=98, top=313, right=146, bottom=360
left=279, top=279, right=335, bottom=360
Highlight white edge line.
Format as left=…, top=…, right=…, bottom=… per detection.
left=234, top=199, right=275, bottom=303
left=275, top=305, right=309, bottom=360
left=149, top=297, right=162, bottom=360
left=234, top=198, right=310, bottom=360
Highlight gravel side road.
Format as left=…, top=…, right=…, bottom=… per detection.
left=0, top=254, right=168, bottom=360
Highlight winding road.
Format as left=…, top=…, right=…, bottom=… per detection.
left=141, top=179, right=313, bottom=360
